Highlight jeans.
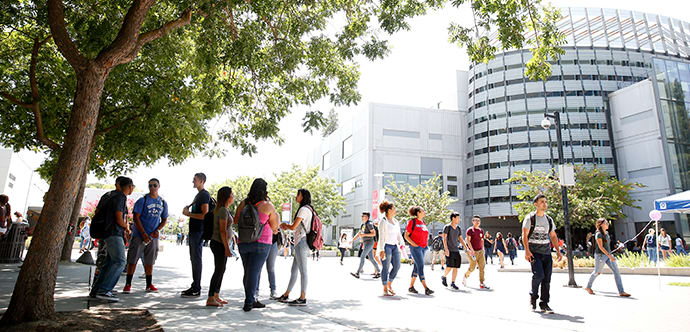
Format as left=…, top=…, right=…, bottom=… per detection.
left=188, top=231, right=203, bottom=292
left=357, top=241, right=380, bottom=273
left=209, top=240, right=228, bottom=297
left=239, top=242, right=271, bottom=306
left=410, top=245, right=427, bottom=281
left=380, top=244, right=401, bottom=285
left=256, top=242, right=278, bottom=298
left=530, top=252, right=553, bottom=304
left=339, top=248, right=346, bottom=262
left=587, top=254, right=625, bottom=293
left=646, top=248, right=658, bottom=264
left=92, top=235, right=126, bottom=294
left=287, top=238, right=309, bottom=296
left=485, top=247, right=493, bottom=262
left=464, top=249, right=486, bottom=283
left=509, top=249, right=517, bottom=263
left=677, top=246, right=688, bottom=255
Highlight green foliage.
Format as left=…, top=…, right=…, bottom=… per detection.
left=617, top=251, right=652, bottom=268
left=161, top=215, right=189, bottom=235
left=665, top=253, right=690, bottom=267
left=207, top=176, right=254, bottom=214
left=385, top=174, right=457, bottom=227
left=573, top=256, right=594, bottom=268
left=506, top=166, right=643, bottom=230
left=321, top=109, right=339, bottom=138
left=669, top=282, right=690, bottom=287
left=85, top=183, right=115, bottom=190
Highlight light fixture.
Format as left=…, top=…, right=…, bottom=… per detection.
left=541, top=118, right=552, bottom=130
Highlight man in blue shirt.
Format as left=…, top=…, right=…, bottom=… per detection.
left=123, top=178, right=168, bottom=294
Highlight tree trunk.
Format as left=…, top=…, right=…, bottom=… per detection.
left=0, top=65, right=107, bottom=325
left=60, top=164, right=89, bottom=262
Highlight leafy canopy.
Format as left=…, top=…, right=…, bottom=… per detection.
left=385, top=174, right=457, bottom=229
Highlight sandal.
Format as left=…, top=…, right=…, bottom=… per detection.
left=619, top=292, right=631, bottom=297
left=585, top=288, right=595, bottom=295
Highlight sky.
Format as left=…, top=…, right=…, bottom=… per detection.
left=12, top=0, right=690, bottom=215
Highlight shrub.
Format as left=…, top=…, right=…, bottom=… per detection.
left=573, top=257, right=594, bottom=268
left=617, top=252, right=651, bottom=268
left=665, top=253, right=690, bottom=267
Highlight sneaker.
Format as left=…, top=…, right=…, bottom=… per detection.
left=122, top=284, right=131, bottom=294
left=270, top=292, right=279, bottom=300
left=252, top=300, right=266, bottom=309
left=96, top=291, right=120, bottom=302
left=288, top=298, right=307, bottom=306
left=408, top=287, right=418, bottom=294
left=181, top=289, right=200, bottom=298
left=424, top=288, right=434, bottom=296
left=277, top=295, right=290, bottom=303
left=243, top=304, right=252, bottom=312
left=441, top=276, right=448, bottom=287
left=450, top=283, right=459, bottom=290
left=480, top=283, right=491, bottom=290
left=530, top=297, right=537, bottom=311
left=146, top=285, right=159, bottom=293
left=540, top=303, right=554, bottom=314
left=350, top=272, right=360, bottom=279
left=373, top=273, right=381, bottom=279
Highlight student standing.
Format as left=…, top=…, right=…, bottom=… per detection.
left=493, top=232, right=507, bottom=269
left=441, top=212, right=471, bottom=290
left=658, top=228, right=673, bottom=260
left=338, top=233, right=349, bottom=265
left=123, top=178, right=169, bottom=294
left=522, top=194, right=562, bottom=314
left=258, top=228, right=281, bottom=300
left=181, top=173, right=210, bottom=298
left=405, top=206, right=433, bottom=295
left=463, top=216, right=488, bottom=289
left=585, top=218, right=631, bottom=297
left=641, top=229, right=657, bottom=264
left=277, top=189, right=313, bottom=306
left=207, top=186, right=234, bottom=307
left=350, top=212, right=380, bottom=279
left=376, top=201, right=404, bottom=296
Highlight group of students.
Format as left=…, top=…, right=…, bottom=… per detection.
left=641, top=227, right=688, bottom=263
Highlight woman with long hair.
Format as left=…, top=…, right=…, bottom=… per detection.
left=658, top=228, right=673, bottom=260
left=377, top=201, right=404, bottom=296
left=207, top=186, right=234, bottom=307
left=405, top=206, right=433, bottom=295
left=484, top=232, right=494, bottom=264
left=277, top=189, right=313, bottom=306
left=233, top=178, right=279, bottom=311
left=585, top=218, right=630, bottom=297
left=338, top=233, right=349, bottom=265
left=493, top=232, right=508, bottom=269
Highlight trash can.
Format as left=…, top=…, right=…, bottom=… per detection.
left=0, top=223, right=28, bottom=263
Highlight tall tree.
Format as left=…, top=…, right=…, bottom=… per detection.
left=207, top=176, right=254, bottom=214
left=0, top=0, right=563, bottom=324
left=505, top=166, right=644, bottom=230
left=385, top=174, right=457, bottom=233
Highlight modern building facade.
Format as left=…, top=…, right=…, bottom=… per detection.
left=311, top=103, right=465, bottom=245
left=0, top=148, right=47, bottom=216
left=463, top=7, right=690, bottom=240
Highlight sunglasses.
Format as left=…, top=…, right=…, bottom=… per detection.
left=148, top=183, right=159, bottom=188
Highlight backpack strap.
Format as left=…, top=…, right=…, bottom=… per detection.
left=528, top=212, right=536, bottom=240
left=410, top=219, right=417, bottom=235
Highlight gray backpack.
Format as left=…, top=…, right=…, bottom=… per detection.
left=238, top=201, right=266, bottom=243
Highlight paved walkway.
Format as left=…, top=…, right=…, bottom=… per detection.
left=1, top=244, right=689, bottom=331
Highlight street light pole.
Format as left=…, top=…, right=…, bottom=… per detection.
left=543, top=111, right=579, bottom=288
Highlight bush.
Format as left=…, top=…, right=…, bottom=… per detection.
left=322, top=245, right=337, bottom=251
left=666, top=253, right=690, bottom=267
left=573, top=257, right=594, bottom=268
left=617, top=252, right=651, bottom=268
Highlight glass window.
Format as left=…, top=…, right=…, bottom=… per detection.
left=447, top=185, right=458, bottom=197
left=342, top=135, right=353, bottom=159
left=447, top=176, right=458, bottom=182
left=322, top=151, right=330, bottom=170
left=383, top=129, right=420, bottom=138
left=342, top=177, right=358, bottom=195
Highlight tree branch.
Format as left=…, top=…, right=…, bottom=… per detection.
left=47, top=0, right=88, bottom=70
left=28, top=36, right=61, bottom=151
left=243, top=0, right=280, bottom=41
left=95, top=101, right=149, bottom=136
left=0, top=92, right=32, bottom=109
left=95, top=0, right=156, bottom=68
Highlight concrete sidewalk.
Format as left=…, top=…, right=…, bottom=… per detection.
left=2, top=244, right=690, bottom=331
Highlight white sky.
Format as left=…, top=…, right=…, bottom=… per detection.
left=14, top=0, right=690, bottom=215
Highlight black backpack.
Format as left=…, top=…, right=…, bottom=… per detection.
left=238, top=201, right=265, bottom=243
left=432, top=235, right=444, bottom=251
left=507, top=238, right=517, bottom=251
left=201, top=197, right=217, bottom=241
left=90, top=191, right=115, bottom=240
left=528, top=212, right=554, bottom=240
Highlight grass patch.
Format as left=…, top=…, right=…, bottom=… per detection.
left=669, top=282, right=690, bottom=287
left=665, top=254, right=690, bottom=267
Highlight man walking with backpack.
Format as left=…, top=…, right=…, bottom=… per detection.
left=89, top=177, right=135, bottom=302
left=181, top=173, right=211, bottom=298
left=441, top=213, right=471, bottom=290
left=350, top=212, right=380, bottom=279
left=430, top=231, right=445, bottom=271
left=522, top=194, right=562, bottom=314
left=123, top=178, right=168, bottom=294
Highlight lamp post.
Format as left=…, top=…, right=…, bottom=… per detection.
left=541, top=111, right=579, bottom=288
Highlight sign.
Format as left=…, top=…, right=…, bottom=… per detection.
left=371, top=189, right=386, bottom=220
left=558, top=164, right=575, bottom=186
left=281, top=202, right=291, bottom=222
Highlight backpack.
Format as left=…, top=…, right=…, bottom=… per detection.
left=507, top=238, right=517, bottom=251
left=90, top=192, right=115, bottom=240
left=432, top=235, right=444, bottom=251
left=527, top=212, right=554, bottom=240
left=238, top=201, right=265, bottom=243
left=303, top=206, right=324, bottom=251
left=201, top=197, right=217, bottom=241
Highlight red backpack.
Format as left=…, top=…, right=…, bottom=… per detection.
left=304, top=206, right=323, bottom=250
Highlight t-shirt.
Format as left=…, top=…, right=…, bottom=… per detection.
left=360, top=220, right=375, bottom=243
left=522, top=213, right=556, bottom=255
left=212, top=206, right=233, bottom=243
left=406, top=219, right=429, bottom=248
left=658, top=234, right=672, bottom=247
left=132, top=194, right=169, bottom=237
left=645, top=234, right=656, bottom=247
left=466, top=227, right=484, bottom=251
left=676, top=238, right=684, bottom=248
left=189, top=189, right=210, bottom=233
left=483, top=237, right=492, bottom=248
left=594, top=231, right=610, bottom=255
left=295, top=206, right=312, bottom=244
left=105, top=191, right=128, bottom=237
left=443, top=224, right=461, bottom=252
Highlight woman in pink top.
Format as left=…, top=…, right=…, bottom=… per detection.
left=233, top=178, right=279, bottom=312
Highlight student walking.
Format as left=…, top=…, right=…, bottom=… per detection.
left=405, top=206, right=434, bottom=296
left=377, top=201, right=404, bottom=296
left=351, top=212, right=380, bottom=279
left=493, top=232, right=507, bottom=269
left=506, top=233, right=518, bottom=265
left=641, top=229, right=657, bottom=264
left=277, top=189, right=314, bottom=306
left=441, top=213, right=471, bottom=290
left=206, top=186, right=234, bottom=307
left=338, top=233, right=349, bottom=265
left=430, top=232, right=445, bottom=271
left=585, top=218, right=631, bottom=297
left=463, top=215, right=488, bottom=289
left=522, top=194, right=562, bottom=314
left=123, top=178, right=169, bottom=294
left=233, top=178, right=279, bottom=311
left=675, top=234, right=687, bottom=255
left=181, top=173, right=211, bottom=298
left=658, top=228, right=673, bottom=260
left=484, top=232, right=494, bottom=264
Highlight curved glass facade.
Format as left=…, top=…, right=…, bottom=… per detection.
left=463, top=7, right=690, bottom=218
